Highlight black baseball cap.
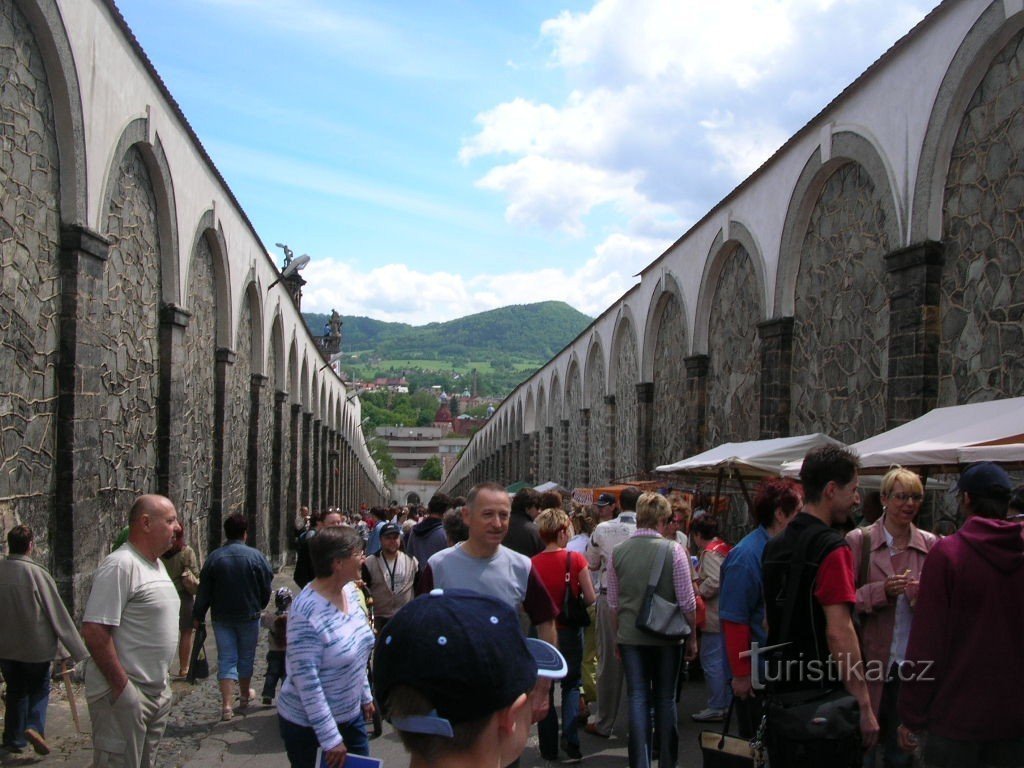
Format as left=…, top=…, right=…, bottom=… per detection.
left=596, top=493, right=616, bottom=507
left=953, top=462, right=1012, bottom=496
left=374, top=589, right=566, bottom=737
left=378, top=522, right=401, bottom=537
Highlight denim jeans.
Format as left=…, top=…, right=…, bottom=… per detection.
left=620, top=644, right=683, bottom=768
left=699, top=631, right=732, bottom=711
left=212, top=619, right=260, bottom=681
left=278, top=714, right=369, bottom=768
left=262, top=650, right=286, bottom=699
left=0, top=660, right=51, bottom=749
left=538, top=626, right=583, bottom=755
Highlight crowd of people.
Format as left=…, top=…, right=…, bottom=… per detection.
left=1, top=455, right=1022, bottom=768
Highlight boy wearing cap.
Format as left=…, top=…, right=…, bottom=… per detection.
left=361, top=522, right=418, bottom=632
left=898, top=461, right=1023, bottom=767
left=375, top=589, right=567, bottom=768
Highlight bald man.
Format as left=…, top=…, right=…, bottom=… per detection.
left=81, top=495, right=181, bottom=768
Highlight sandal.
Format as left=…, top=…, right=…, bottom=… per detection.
left=238, top=688, right=256, bottom=709
left=221, top=707, right=234, bottom=721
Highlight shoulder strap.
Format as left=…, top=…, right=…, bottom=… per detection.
left=647, top=540, right=670, bottom=586
left=856, top=526, right=872, bottom=588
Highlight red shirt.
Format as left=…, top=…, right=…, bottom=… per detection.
left=532, top=549, right=587, bottom=626
left=814, top=546, right=856, bottom=606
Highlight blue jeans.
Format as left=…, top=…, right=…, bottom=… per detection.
left=262, top=650, right=287, bottom=699
left=620, top=644, right=683, bottom=768
left=1, top=660, right=51, bottom=749
left=699, top=631, right=732, bottom=711
left=278, top=714, right=368, bottom=768
left=539, top=626, right=583, bottom=755
left=212, top=619, right=260, bottom=681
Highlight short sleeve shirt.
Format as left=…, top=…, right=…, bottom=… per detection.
left=83, top=544, right=180, bottom=698
left=814, top=546, right=857, bottom=606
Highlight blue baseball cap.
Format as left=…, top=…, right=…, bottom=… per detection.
left=374, top=589, right=566, bottom=736
left=954, top=462, right=1012, bottom=497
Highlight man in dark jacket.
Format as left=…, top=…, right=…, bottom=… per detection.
left=193, top=513, right=273, bottom=720
left=504, top=488, right=543, bottom=557
left=898, top=462, right=1023, bottom=767
left=293, top=509, right=342, bottom=588
left=406, top=493, right=451, bottom=573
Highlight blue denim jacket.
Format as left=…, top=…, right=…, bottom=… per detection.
left=193, top=539, right=273, bottom=623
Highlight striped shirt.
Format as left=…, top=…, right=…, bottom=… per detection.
left=277, top=583, right=374, bottom=751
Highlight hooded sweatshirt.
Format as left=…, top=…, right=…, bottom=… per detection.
left=899, top=516, right=1024, bottom=741
left=405, top=517, right=447, bottom=573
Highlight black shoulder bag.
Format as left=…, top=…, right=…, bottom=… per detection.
left=560, top=550, right=591, bottom=628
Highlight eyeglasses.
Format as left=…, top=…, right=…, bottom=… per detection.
left=890, top=492, right=924, bottom=504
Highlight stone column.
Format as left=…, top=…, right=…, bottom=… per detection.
left=635, top=383, right=655, bottom=477
left=246, top=374, right=266, bottom=547
left=312, top=419, right=321, bottom=514
left=302, top=412, right=312, bottom=508
left=528, top=432, right=539, bottom=484
left=580, top=408, right=591, bottom=486
left=758, top=318, right=795, bottom=439
left=289, top=403, right=301, bottom=524
left=885, top=242, right=944, bottom=427
left=320, top=423, right=329, bottom=508
left=604, top=395, right=616, bottom=482
left=560, top=420, right=570, bottom=484
left=270, top=391, right=286, bottom=563
left=157, top=304, right=190, bottom=500
left=543, top=426, right=554, bottom=480
left=684, top=355, right=709, bottom=457
left=55, top=225, right=110, bottom=608
left=210, top=347, right=236, bottom=550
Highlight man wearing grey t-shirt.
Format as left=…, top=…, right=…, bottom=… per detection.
left=82, top=495, right=181, bottom=768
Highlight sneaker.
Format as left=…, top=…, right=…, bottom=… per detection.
left=540, top=750, right=559, bottom=762
left=24, top=729, right=49, bottom=756
left=561, top=736, right=583, bottom=763
left=691, top=707, right=727, bottom=722
left=262, top=696, right=273, bottom=706
left=584, top=722, right=611, bottom=738
left=2, top=743, right=25, bottom=754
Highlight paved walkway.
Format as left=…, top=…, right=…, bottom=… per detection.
left=1, top=568, right=713, bottom=767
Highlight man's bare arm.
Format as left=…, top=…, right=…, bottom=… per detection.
left=535, top=619, right=557, bottom=647
left=823, top=604, right=879, bottom=750
left=81, top=622, right=128, bottom=700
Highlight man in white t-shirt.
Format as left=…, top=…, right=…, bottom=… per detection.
left=81, top=495, right=181, bottom=768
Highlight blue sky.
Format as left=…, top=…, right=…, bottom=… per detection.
left=116, top=0, right=935, bottom=325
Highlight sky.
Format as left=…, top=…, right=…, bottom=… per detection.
left=116, top=0, right=937, bottom=325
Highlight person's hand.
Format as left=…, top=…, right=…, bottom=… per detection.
left=323, top=743, right=347, bottom=767
left=897, top=724, right=919, bottom=753
left=731, top=675, right=754, bottom=699
left=684, top=634, right=698, bottom=661
left=884, top=574, right=909, bottom=598
left=860, top=706, right=880, bottom=750
left=362, top=701, right=376, bottom=722
left=109, top=678, right=129, bottom=704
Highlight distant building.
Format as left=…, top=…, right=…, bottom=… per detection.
left=376, top=425, right=470, bottom=505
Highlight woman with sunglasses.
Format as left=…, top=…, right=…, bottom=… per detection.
left=846, top=467, right=937, bottom=768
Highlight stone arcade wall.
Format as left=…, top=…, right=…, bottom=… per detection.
left=0, top=0, right=386, bottom=611
left=441, top=0, right=1024, bottom=502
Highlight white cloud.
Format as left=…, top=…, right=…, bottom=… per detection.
left=301, top=231, right=668, bottom=324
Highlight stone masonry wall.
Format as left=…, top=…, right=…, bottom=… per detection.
left=224, top=300, right=252, bottom=517
left=0, top=0, right=60, bottom=553
left=707, top=247, right=760, bottom=445
left=549, top=384, right=562, bottom=482
left=259, top=345, right=276, bottom=547
left=180, top=234, right=216, bottom=555
left=939, top=27, right=1024, bottom=405
left=586, top=354, right=608, bottom=484
left=791, top=162, right=891, bottom=443
left=651, top=292, right=689, bottom=466
left=566, top=365, right=583, bottom=487
left=99, top=145, right=161, bottom=541
left=614, top=327, right=639, bottom=480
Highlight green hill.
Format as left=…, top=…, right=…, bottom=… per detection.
left=304, top=301, right=593, bottom=397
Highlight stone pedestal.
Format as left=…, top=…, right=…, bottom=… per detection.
left=636, top=383, right=655, bottom=477
left=604, top=395, right=617, bottom=482
left=684, top=355, right=710, bottom=456
left=758, top=318, right=794, bottom=439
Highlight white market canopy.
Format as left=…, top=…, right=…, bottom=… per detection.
left=655, top=433, right=843, bottom=479
left=781, top=397, right=1024, bottom=476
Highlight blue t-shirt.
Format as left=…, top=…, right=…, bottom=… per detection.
left=718, top=525, right=771, bottom=670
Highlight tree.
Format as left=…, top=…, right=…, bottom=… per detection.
left=367, top=436, right=397, bottom=485
left=418, top=455, right=443, bottom=481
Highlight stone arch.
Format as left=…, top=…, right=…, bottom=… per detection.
left=936, top=20, right=1024, bottom=404
left=99, top=118, right=180, bottom=305
left=186, top=211, right=232, bottom=348
left=647, top=273, right=691, bottom=466
left=787, top=147, right=898, bottom=442
left=222, top=279, right=260, bottom=517
left=524, top=389, right=537, bottom=434
left=565, top=358, right=584, bottom=486
left=268, top=310, right=287, bottom=393
left=549, top=372, right=563, bottom=482
left=288, top=337, right=300, bottom=405
left=694, top=223, right=767, bottom=353
left=0, top=0, right=69, bottom=550
left=584, top=337, right=608, bottom=483
left=300, top=354, right=310, bottom=410
left=704, top=239, right=764, bottom=445
left=610, top=312, right=640, bottom=479
left=776, top=132, right=902, bottom=318
left=912, top=1, right=1024, bottom=242
left=536, top=383, right=549, bottom=480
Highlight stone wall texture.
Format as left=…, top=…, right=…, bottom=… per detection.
left=99, top=145, right=161, bottom=539
left=707, top=247, right=761, bottom=445
left=791, top=162, right=892, bottom=443
left=258, top=347, right=276, bottom=547
left=651, top=292, right=689, bottom=466
left=586, top=351, right=608, bottom=484
left=614, top=326, right=639, bottom=480
left=939, top=27, right=1024, bottom=405
left=536, top=392, right=549, bottom=480
left=0, top=0, right=60, bottom=549
left=180, top=234, right=216, bottom=555
left=565, top=364, right=584, bottom=486
left=549, top=384, right=562, bottom=481
left=224, top=299, right=252, bottom=517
